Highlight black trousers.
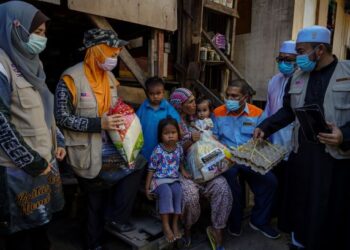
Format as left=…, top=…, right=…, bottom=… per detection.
left=3, top=225, right=50, bottom=250
left=84, top=169, right=143, bottom=249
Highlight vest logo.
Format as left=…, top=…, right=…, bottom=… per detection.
left=295, top=80, right=304, bottom=88
left=11, top=63, right=23, bottom=77
left=81, top=92, right=92, bottom=98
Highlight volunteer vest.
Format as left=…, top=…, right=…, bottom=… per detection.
left=0, top=49, right=55, bottom=168
left=61, top=63, right=118, bottom=179
left=289, top=60, right=350, bottom=159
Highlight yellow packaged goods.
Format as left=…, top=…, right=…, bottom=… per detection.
left=187, top=131, right=235, bottom=183
left=108, top=98, right=144, bottom=169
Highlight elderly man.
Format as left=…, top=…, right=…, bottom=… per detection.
left=255, top=26, right=350, bottom=250
left=264, top=40, right=297, bottom=222
left=213, top=80, right=280, bottom=240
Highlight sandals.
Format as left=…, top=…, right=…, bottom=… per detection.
left=206, top=226, right=216, bottom=250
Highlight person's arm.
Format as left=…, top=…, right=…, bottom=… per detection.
left=55, top=80, right=102, bottom=133
left=339, top=122, right=350, bottom=151
left=55, top=127, right=66, bottom=161
left=145, top=170, right=154, bottom=200
left=145, top=150, right=159, bottom=200
left=0, top=74, right=48, bottom=176
left=263, top=79, right=272, bottom=117
left=257, top=79, right=295, bottom=138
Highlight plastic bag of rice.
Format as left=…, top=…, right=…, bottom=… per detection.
left=108, top=98, right=144, bottom=169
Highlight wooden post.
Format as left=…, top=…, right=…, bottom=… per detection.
left=191, top=0, right=204, bottom=62
left=88, top=14, right=147, bottom=88
left=202, top=29, right=255, bottom=95
left=155, top=30, right=165, bottom=77
left=230, top=0, right=239, bottom=80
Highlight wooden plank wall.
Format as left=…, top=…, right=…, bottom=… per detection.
left=68, top=0, right=177, bottom=31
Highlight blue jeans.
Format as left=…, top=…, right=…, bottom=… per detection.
left=223, top=164, right=277, bottom=229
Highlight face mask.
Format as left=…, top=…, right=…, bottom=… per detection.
left=296, top=48, right=318, bottom=72
left=278, top=61, right=295, bottom=76
left=25, top=33, right=47, bottom=54
left=15, top=22, right=47, bottom=55
left=225, top=99, right=241, bottom=112
left=98, top=57, right=118, bottom=71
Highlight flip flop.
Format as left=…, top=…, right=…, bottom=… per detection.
left=206, top=226, right=216, bottom=250
left=180, top=236, right=191, bottom=248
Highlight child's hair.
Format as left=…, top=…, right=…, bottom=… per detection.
left=196, top=96, right=213, bottom=111
left=145, top=76, right=165, bottom=91
left=157, top=116, right=181, bottom=143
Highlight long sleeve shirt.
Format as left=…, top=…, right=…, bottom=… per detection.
left=259, top=58, right=350, bottom=151
left=0, top=63, right=64, bottom=176
left=264, top=73, right=294, bottom=155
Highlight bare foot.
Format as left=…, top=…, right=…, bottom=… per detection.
left=172, top=222, right=182, bottom=239
left=163, top=226, right=175, bottom=243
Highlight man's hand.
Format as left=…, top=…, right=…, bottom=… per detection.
left=253, top=127, right=265, bottom=140
left=56, top=147, right=66, bottom=161
left=318, top=123, right=343, bottom=146
left=101, top=113, right=125, bottom=130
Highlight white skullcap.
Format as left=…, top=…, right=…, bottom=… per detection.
left=279, top=40, right=297, bottom=54
left=296, top=25, right=331, bottom=44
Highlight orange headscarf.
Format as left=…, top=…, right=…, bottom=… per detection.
left=63, top=44, right=121, bottom=116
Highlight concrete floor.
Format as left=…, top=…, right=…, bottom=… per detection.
left=49, top=217, right=289, bottom=250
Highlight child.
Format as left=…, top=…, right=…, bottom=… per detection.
left=195, top=97, right=214, bottom=132
left=145, top=117, right=190, bottom=242
left=137, top=77, right=180, bottom=162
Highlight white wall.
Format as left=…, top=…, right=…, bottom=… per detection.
left=234, top=0, right=295, bottom=100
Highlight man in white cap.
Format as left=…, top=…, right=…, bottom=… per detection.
left=264, top=40, right=297, bottom=225
left=254, top=25, right=350, bottom=250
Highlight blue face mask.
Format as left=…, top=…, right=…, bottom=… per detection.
left=25, top=33, right=47, bottom=55
left=225, top=99, right=241, bottom=112
left=16, top=22, right=47, bottom=55
left=296, top=48, right=318, bottom=72
left=278, top=61, right=295, bottom=76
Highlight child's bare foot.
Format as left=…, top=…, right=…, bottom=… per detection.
left=172, top=223, right=182, bottom=239
left=163, top=226, right=175, bottom=243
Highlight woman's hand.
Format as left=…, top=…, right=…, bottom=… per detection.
left=181, top=169, right=192, bottom=179
left=191, top=131, right=201, bottom=142
left=101, top=113, right=125, bottom=130
left=40, top=163, right=52, bottom=176
left=56, top=147, right=66, bottom=161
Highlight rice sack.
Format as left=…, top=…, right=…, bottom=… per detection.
left=108, top=98, right=144, bottom=168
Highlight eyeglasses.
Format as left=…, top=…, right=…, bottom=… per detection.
left=275, top=56, right=296, bottom=63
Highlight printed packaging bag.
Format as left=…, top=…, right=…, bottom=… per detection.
left=108, top=98, right=144, bottom=169
left=187, top=131, right=234, bottom=183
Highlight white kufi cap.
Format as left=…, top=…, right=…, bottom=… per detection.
left=279, top=40, right=297, bottom=54
left=296, top=25, right=331, bottom=44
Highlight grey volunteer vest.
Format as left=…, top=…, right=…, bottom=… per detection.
left=0, top=49, right=56, bottom=168
left=289, top=60, right=350, bottom=159
left=61, top=63, right=118, bottom=179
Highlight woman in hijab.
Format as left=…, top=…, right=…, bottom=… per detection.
left=55, top=28, right=145, bottom=250
left=0, top=1, right=65, bottom=250
left=169, top=88, right=233, bottom=250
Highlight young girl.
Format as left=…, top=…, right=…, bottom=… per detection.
left=145, top=117, right=190, bottom=242
left=195, top=97, right=214, bottom=132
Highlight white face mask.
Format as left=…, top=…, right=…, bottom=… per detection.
left=98, top=57, right=118, bottom=71
left=15, top=21, right=47, bottom=54
left=25, top=33, right=47, bottom=54
left=96, top=46, right=118, bottom=71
